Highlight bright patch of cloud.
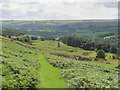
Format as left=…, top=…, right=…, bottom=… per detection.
left=0, top=1, right=118, bottom=20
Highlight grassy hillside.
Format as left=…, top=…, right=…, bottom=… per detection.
left=1, top=36, right=119, bottom=88
left=1, top=36, right=66, bottom=88
left=45, top=54, right=119, bottom=88
left=32, top=40, right=118, bottom=68
left=2, top=36, right=40, bottom=88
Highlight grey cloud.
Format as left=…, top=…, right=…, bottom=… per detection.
left=95, top=2, right=118, bottom=8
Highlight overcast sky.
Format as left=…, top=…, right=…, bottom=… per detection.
left=0, top=0, right=119, bottom=20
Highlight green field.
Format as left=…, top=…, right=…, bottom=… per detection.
left=1, top=35, right=119, bottom=88
left=104, top=35, right=117, bottom=39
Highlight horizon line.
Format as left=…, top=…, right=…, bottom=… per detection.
left=0, top=18, right=117, bottom=21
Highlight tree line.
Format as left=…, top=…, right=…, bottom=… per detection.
left=60, top=35, right=118, bottom=54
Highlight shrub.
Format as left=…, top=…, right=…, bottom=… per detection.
left=31, top=36, right=38, bottom=40
left=112, top=55, right=116, bottom=59
left=96, top=50, right=105, bottom=59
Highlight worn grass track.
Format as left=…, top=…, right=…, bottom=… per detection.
left=36, top=54, right=67, bottom=88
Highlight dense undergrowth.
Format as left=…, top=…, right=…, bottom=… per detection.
left=1, top=37, right=40, bottom=89
left=46, top=54, right=119, bottom=88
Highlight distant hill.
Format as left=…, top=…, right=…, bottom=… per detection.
left=2, top=19, right=118, bottom=35
left=1, top=19, right=118, bottom=45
